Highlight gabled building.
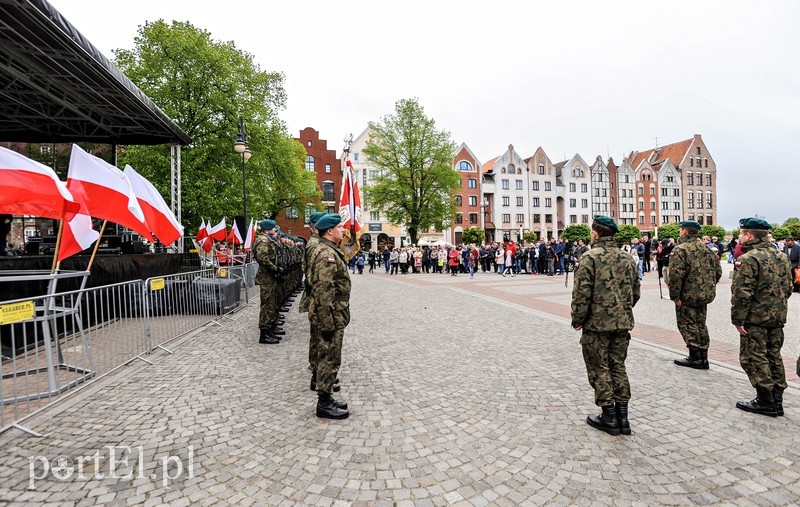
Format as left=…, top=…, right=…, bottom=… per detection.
left=483, top=144, right=530, bottom=243
left=556, top=153, right=592, bottom=229
left=590, top=156, right=613, bottom=218
left=616, top=158, right=637, bottom=226
left=525, top=147, right=559, bottom=240
left=634, top=160, right=659, bottom=234
left=657, top=159, right=682, bottom=226
left=450, top=143, right=482, bottom=245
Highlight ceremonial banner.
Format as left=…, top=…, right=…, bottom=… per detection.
left=338, top=159, right=364, bottom=260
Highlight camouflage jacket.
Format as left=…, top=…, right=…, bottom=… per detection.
left=731, top=238, right=792, bottom=327
left=571, top=237, right=640, bottom=332
left=253, top=232, right=282, bottom=285
left=667, top=236, right=722, bottom=306
left=298, top=234, right=319, bottom=313
left=308, top=237, right=351, bottom=333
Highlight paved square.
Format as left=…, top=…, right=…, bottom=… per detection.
left=1, top=265, right=798, bottom=505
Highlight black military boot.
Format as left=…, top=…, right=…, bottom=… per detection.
left=736, top=387, right=778, bottom=417
left=773, top=387, right=784, bottom=416
left=586, top=405, right=620, bottom=436
left=279, top=305, right=290, bottom=312
left=674, top=348, right=705, bottom=369
left=259, top=328, right=279, bottom=345
left=316, top=392, right=349, bottom=419
left=333, top=378, right=341, bottom=392
left=699, top=349, right=710, bottom=369
left=270, top=326, right=286, bottom=336
left=331, top=397, right=348, bottom=410
left=615, top=401, right=631, bottom=435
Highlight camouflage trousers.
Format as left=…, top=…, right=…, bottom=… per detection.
left=308, top=322, right=319, bottom=372
left=739, top=325, right=787, bottom=390
left=258, top=281, right=278, bottom=329
left=315, top=328, right=344, bottom=394
left=676, top=304, right=710, bottom=350
left=581, top=330, right=631, bottom=406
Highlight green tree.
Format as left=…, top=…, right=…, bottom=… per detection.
left=113, top=20, right=317, bottom=229
left=729, top=229, right=740, bottom=240
left=362, top=98, right=459, bottom=245
left=522, top=231, right=538, bottom=244
left=656, top=223, right=680, bottom=240
left=699, top=225, right=726, bottom=239
left=561, top=224, right=591, bottom=243
left=615, top=225, right=641, bottom=246
left=784, top=222, right=800, bottom=239
left=772, top=226, right=790, bottom=241
left=461, top=227, right=484, bottom=245
left=782, top=217, right=800, bottom=227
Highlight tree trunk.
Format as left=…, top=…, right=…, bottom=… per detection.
left=409, top=226, right=418, bottom=246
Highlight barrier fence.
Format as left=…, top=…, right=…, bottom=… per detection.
left=0, top=262, right=258, bottom=436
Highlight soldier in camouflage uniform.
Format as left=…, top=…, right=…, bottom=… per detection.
left=571, top=215, right=640, bottom=436
left=732, top=217, right=793, bottom=417
left=667, top=220, right=723, bottom=369
left=307, top=213, right=351, bottom=419
left=253, top=220, right=283, bottom=344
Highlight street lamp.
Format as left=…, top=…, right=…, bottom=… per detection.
left=480, top=197, right=490, bottom=243
left=234, top=116, right=252, bottom=228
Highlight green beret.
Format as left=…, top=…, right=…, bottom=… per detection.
left=315, top=213, right=342, bottom=232
left=739, top=217, right=772, bottom=230
left=260, top=219, right=276, bottom=231
left=309, top=211, right=325, bottom=225
left=679, top=220, right=701, bottom=231
left=593, top=214, right=619, bottom=233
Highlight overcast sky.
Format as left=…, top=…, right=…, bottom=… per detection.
left=50, top=0, right=800, bottom=229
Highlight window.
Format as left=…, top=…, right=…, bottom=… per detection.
left=687, top=191, right=694, bottom=208
left=455, top=195, right=462, bottom=206
left=696, top=172, right=702, bottom=185
left=581, top=199, right=588, bottom=208
left=533, top=198, right=540, bottom=207
left=570, top=198, right=576, bottom=207
left=307, top=140, right=312, bottom=147
left=570, top=215, right=577, bottom=224
left=573, top=167, right=581, bottom=177
left=705, top=173, right=712, bottom=186
left=662, top=202, right=669, bottom=210
left=667, top=175, right=674, bottom=183
left=704, top=158, right=708, bottom=168
left=545, top=182, right=552, bottom=191
left=598, top=173, right=604, bottom=182
left=501, top=167, right=506, bottom=173
left=698, top=215, right=704, bottom=225
left=458, top=160, right=473, bottom=171
left=502, top=196, right=510, bottom=206
left=538, top=164, right=545, bottom=175
left=532, top=181, right=539, bottom=191
left=697, top=147, right=701, bottom=155
left=688, top=213, right=695, bottom=221
left=326, top=205, right=335, bottom=213
left=369, top=169, right=379, bottom=180
left=370, top=211, right=380, bottom=221
left=516, top=214, right=524, bottom=223
left=508, top=164, right=515, bottom=174
left=639, top=214, right=645, bottom=224
left=662, top=215, right=669, bottom=224
left=470, top=213, right=478, bottom=224
left=545, top=198, right=552, bottom=207
left=353, top=153, right=359, bottom=161
left=502, top=179, right=510, bottom=190
left=456, top=213, right=463, bottom=224
left=322, top=181, right=335, bottom=201
left=469, top=195, right=477, bottom=206
left=533, top=214, right=541, bottom=223
left=603, top=189, right=607, bottom=197
left=569, top=183, right=576, bottom=192
left=516, top=197, right=524, bottom=207
left=638, top=200, right=644, bottom=210
left=285, top=207, right=299, bottom=218
left=594, top=188, right=600, bottom=197
left=687, top=173, right=694, bottom=185
left=706, top=193, right=713, bottom=208
left=581, top=183, right=588, bottom=193
left=697, top=191, right=704, bottom=209
left=325, top=163, right=331, bottom=174
left=706, top=215, right=713, bottom=225
left=673, top=188, right=680, bottom=197
left=502, top=214, right=511, bottom=223
left=306, top=155, right=315, bottom=171
left=690, top=157, right=694, bottom=167
left=650, top=200, right=656, bottom=210
left=581, top=215, right=589, bottom=224
left=515, top=179, right=523, bottom=190
left=624, top=175, right=629, bottom=183
left=638, top=184, right=644, bottom=196
left=651, top=214, right=657, bottom=224
left=674, top=202, right=680, bottom=210
left=40, top=145, right=52, bottom=155
left=661, top=188, right=668, bottom=197
left=468, top=178, right=477, bottom=188
left=649, top=184, right=655, bottom=195
left=545, top=214, right=553, bottom=223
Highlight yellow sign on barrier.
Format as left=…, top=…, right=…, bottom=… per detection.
left=218, top=268, right=227, bottom=278
left=0, top=300, right=35, bottom=325
left=150, top=278, right=165, bottom=291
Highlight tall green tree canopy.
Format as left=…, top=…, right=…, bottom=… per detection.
left=113, top=20, right=317, bottom=229
left=615, top=225, right=642, bottom=246
left=461, top=227, right=484, bottom=246
left=362, top=98, right=459, bottom=245
left=561, top=224, right=591, bottom=243
left=656, top=223, right=680, bottom=240
left=699, top=225, right=726, bottom=239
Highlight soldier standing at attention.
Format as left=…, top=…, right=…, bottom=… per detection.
left=308, top=213, right=351, bottom=419
left=667, top=221, right=722, bottom=369
left=253, top=219, right=284, bottom=345
left=732, top=218, right=793, bottom=417
left=571, top=215, right=640, bottom=436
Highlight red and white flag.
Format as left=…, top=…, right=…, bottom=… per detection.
left=338, top=159, right=364, bottom=258
left=67, top=145, right=153, bottom=241
left=58, top=212, right=100, bottom=262
left=226, top=224, right=243, bottom=245
left=196, top=218, right=208, bottom=243
left=0, top=146, right=80, bottom=220
left=124, top=165, right=183, bottom=246
left=244, top=218, right=255, bottom=251
left=208, top=218, right=227, bottom=241
left=199, top=237, right=213, bottom=253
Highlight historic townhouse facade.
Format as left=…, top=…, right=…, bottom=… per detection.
left=590, top=156, right=613, bottom=217
left=634, top=160, right=659, bottom=234
left=450, top=143, right=482, bottom=245
left=615, top=158, right=637, bottom=226
left=656, top=159, right=683, bottom=226
left=482, top=145, right=530, bottom=243
left=524, top=147, right=559, bottom=240
left=556, top=153, right=592, bottom=228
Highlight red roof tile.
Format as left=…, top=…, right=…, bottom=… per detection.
left=629, top=138, right=693, bottom=171
left=482, top=156, right=499, bottom=174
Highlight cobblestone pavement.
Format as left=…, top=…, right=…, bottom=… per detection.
left=1, top=265, right=799, bottom=506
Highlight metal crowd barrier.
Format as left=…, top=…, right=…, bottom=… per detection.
left=1, top=266, right=251, bottom=436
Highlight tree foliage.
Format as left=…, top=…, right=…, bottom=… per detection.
left=561, top=224, right=591, bottom=243
left=699, top=225, right=726, bottom=239
left=113, top=20, right=317, bottom=229
left=772, top=227, right=790, bottom=241
left=656, top=223, right=680, bottom=240
left=362, top=98, right=459, bottom=245
left=522, top=231, right=538, bottom=245
left=615, top=225, right=641, bottom=246
left=461, top=227, right=484, bottom=246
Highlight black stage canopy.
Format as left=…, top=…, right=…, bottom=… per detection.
left=0, top=0, right=191, bottom=145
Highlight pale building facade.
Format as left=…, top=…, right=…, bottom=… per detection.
left=557, top=153, right=592, bottom=229
left=590, top=156, right=613, bottom=217
left=483, top=145, right=530, bottom=243
left=616, top=158, right=637, bottom=226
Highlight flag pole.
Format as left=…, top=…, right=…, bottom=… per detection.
left=50, top=219, right=65, bottom=274
left=85, top=220, right=108, bottom=272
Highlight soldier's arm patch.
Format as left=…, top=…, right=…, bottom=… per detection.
left=328, top=257, right=336, bottom=263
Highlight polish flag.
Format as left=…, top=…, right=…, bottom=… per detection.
left=58, top=212, right=100, bottom=261
left=124, top=165, right=183, bottom=246
left=226, top=225, right=243, bottom=245
left=66, top=145, right=153, bottom=241
left=196, top=218, right=208, bottom=243
left=244, top=218, right=255, bottom=251
left=199, top=237, right=213, bottom=253
left=0, top=146, right=80, bottom=220
left=208, top=218, right=227, bottom=241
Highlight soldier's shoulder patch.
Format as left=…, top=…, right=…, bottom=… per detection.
left=669, top=252, right=675, bottom=256
left=328, top=257, right=336, bottom=263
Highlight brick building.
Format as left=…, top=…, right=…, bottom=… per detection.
left=450, top=143, right=482, bottom=244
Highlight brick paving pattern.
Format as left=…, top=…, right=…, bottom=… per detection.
left=0, top=263, right=798, bottom=505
